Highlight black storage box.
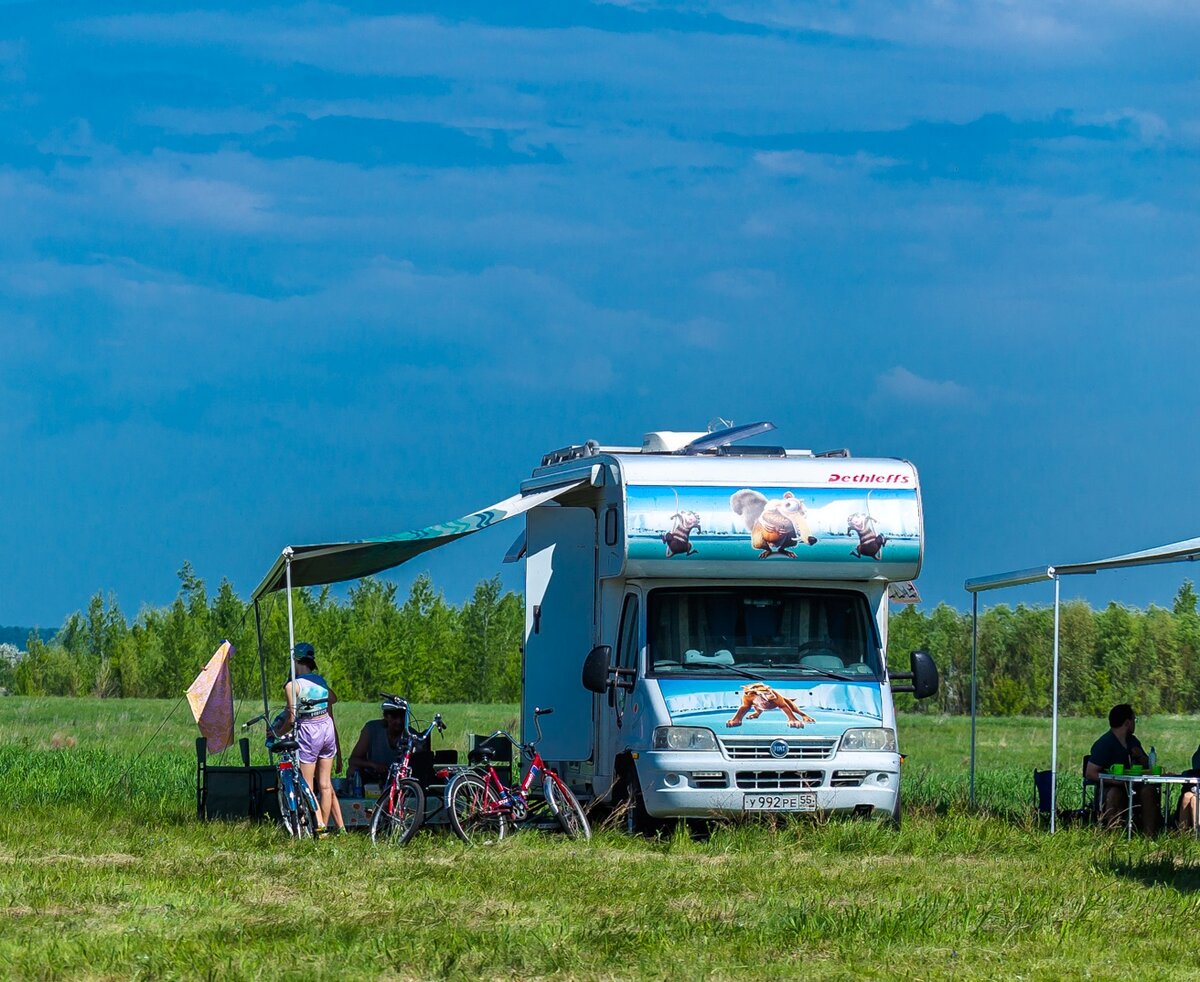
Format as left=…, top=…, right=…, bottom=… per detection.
left=196, top=737, right=281, bottom=822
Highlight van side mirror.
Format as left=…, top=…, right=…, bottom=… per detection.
left=891, top=649, right=939, bottom=699
left=582, top=645, right=612, bottom=694
left=909, top=649, right=938, bottom=699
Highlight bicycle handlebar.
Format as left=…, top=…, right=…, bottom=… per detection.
left=480, top=707, right=552, bottom=758
left=409, top=714, right=445, bottom=744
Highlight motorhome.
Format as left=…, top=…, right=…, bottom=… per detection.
left=516, top=423, right=938, bottom=828
left=250, top=420, right=938, bottom=829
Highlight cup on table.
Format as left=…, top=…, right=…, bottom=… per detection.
left=1152, top=765, right=1164, bottom=776
left=1129, top=765, right=1144, bottom=776
left=1111, top=764, right=1126, bottom=775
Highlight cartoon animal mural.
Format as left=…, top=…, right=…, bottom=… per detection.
left=726, top=683, right=817, bottom=729
left=730, top=489, right=818, bottom=558
left=661, top=509, right=702, bottom=557
left=847, top=512, right=887, bottom=559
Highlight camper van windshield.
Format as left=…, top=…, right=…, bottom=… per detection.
left=647, top=587, right=882, bottom=680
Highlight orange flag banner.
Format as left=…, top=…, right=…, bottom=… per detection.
left=187, top=640, right=235, bottom=754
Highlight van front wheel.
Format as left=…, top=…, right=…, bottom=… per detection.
left=618, top=763, right=660, bottom=837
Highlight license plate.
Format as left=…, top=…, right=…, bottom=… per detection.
left=742, top=792, right=818, bottom=812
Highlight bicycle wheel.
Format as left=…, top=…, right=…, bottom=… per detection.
left=276, top=782, right=299, bottom=837
left=447, top=772, right=509, bottom=844
left=371, top=778, right=425, bottom=845
left=294, top=778, right=320, bottom=838
left=543, top=773, right=591, bottom=840
left=276, top=771, right=318, bottom=839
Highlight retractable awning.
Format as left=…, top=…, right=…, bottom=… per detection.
left=251, top=480, right=586, bottom=601
left=964, top=537, right=1200, bottom=593
left=963, top=534, right=1200, bottom=831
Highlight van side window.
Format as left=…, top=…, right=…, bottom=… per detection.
left=617, top=594, right=639, bottom=673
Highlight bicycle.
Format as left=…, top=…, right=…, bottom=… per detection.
left=444, top=707, right=591, bottom=844
left=243, top=706, right=322, bottom=839
left=369, top=694, right=446, bottom=845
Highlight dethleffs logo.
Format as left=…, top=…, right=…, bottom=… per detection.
left=828, top=473, right=911, bottom=485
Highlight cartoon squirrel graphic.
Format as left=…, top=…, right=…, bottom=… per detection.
left=730, top=489, right=818, bottom=558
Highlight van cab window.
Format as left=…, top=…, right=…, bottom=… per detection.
left=617, top=594, right=639, bottom=674
left=647, top=587, right=881, bottom=680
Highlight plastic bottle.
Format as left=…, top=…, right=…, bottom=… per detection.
left=1149, top=746, right=1157, bottom=771
left=352, top=769, right=364, bottom=798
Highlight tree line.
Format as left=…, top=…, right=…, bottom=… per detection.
left=2, top=564, right=524, bottom=705
left=888, top=581, right=1200, bottom=717
left=4, top=566, right=1199, bottom=717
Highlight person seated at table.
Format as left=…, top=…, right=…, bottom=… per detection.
left=347, top=699, right=412, bottom=784
left=1173, top=744, right=1200, bottom=831
left=1085, top=703, right=1160, bottom=835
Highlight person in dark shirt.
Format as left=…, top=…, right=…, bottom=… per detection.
left=347, top=700, right=410, bottom=785
left=1085, top=704, right=1159, bottom=834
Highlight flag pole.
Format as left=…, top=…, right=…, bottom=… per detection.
left=253, top=599, right=269, bottom=720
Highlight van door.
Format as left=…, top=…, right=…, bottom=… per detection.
left=595, top=590, right=640, bottom=788
left=523, top=506, right=597, bottom=762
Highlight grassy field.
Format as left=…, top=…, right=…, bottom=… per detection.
left=4, top=698, right=1200, bottom=979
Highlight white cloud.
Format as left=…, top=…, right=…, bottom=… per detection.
left=874, top=366, right=973, bottom=406
left=700, top=267, right=777, bottom=298
left=105, top=165, right=274, bottom=231
left=674, top=0, right=1184, bottom=53
left=754, top=149, right=898, bottom=180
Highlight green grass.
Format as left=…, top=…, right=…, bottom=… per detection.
left=4, top=698, right=1200, bottom=979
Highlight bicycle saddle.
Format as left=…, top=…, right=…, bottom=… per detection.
left=269, top=738, right=300, bottom=753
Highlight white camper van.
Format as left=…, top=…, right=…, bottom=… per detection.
left=516, top=423, right=938, bottom=828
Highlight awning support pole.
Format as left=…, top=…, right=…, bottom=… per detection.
left=970, top=591, right=978, bottom=808
left=1050, top=574, right=1061, bottom=833
left=285, top=548, right=297, bottom=696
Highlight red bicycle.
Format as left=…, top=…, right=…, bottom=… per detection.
left=444, top=707, right=590, bottom=844
left=369, top=695, right=446, bottom=845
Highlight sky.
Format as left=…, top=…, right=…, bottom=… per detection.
left=2, top=1, right=1199, bottom=629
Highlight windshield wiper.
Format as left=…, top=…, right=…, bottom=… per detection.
left=723, top=664, right=767, bottom=681
left=795, top=667, right=862, bottom=682
left=680, top=662, right=766, bottom=681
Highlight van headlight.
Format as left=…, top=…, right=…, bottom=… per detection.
left=840, top=727, right=896, bottom=752
left=653, top=727, right=718, bottom=751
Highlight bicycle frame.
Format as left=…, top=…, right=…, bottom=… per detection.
left=379, top=711, right=444, bottom=812
left=465, top=711, right=567, bottom=821
left=243, top=707, right=321, bottom=837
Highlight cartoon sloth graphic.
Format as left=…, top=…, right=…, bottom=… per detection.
left=661, top=509, right=702, bottom=557
left=846, top=512, right=888, bottom=559
left=730, top=489, right=818, bottom=558
left=726, top=684, right=817, bottom=729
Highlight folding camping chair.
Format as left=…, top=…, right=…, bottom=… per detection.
left=1033, top=768, right=1054, bottom=826
left=1080, top=755, right=1100, bottom=823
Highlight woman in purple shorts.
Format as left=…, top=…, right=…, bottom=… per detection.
left=277, top=643, right=345, bottom=835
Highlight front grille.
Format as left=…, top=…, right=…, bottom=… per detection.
left=735, top=770, right=823, bottom=791
left=690, top=773, right=729, bottom=789
left=830, top=770, right=867, bottom=788
left=720, top=737, right=837, bottom=761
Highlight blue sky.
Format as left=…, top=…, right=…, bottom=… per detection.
left=2, top=1, right=1199, bottom=628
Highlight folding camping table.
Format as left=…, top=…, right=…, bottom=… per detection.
left=1098, top=772, right=1199, bottom=839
